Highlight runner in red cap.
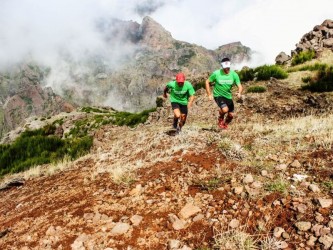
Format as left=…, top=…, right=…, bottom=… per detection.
left=163, top=73, right=195, bottom=133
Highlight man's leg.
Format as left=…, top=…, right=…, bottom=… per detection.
left=173, top=108, right=181, bottom=129
left=218, top=106, right=229, bottom=128
left=179, top=114, right=187, bottom=130
left=225, top=112, right=234, bottom=125
left=215, top=97, right=229, bottom=128
left=224, top=99, right=235, bottom=127
left=171, top=103, right=181, bottom=129
left=178, top=104, right=188, bottom=131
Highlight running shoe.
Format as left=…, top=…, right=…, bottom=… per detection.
left=173, top=119, right=178, bottom=130
left=176, top=125, right=181, bottom=134
left=218, top=118, right=225, bottom=129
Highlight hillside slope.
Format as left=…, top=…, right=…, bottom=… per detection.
left=1, top=66, right=333, bottom=249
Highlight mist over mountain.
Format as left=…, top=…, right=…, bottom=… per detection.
left=43, top=16, right=253, bottom=112
left=0, top=14, right=253, bottom=138
left=1, top=16, right=253, bottom=109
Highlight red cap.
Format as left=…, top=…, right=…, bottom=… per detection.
left=175, top=73, right=185, bottom=83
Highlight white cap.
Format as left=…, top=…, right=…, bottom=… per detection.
left=221, top=61, right=231, bottom=68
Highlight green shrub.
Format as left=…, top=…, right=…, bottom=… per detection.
left=291, top=49, right=316, bottom=66
left=94, top=115, right=106, bottom=124
left=63, top=136, right=93, bottom=159
left=67, top=108, right=156, bottom=138
left=237, top=68, right=255, bottom=82
left=52, top=118, right=64, bottom=126
left=81, top=106, right=110, bottom=113
left=0, top=131, right=92, bottom=177
left=236, top=65, right=287, bottom=81
left=301, top=76, right=312, bottom=83
left=255, top=65, right=288, bottom=80
left=0, top=134, right=62, bottom=176
left=69, top=119, right=90, bottom=137
left=300, top=63, right=327, bottom=71
left=246, top=85, right=267, bottom=93
left=301, top=65, right=333, bottom=92
left=111, top=108, right=156, bottom=127
left=43, top=124, right=56, bottom=135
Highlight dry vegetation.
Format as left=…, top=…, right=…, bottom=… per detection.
left=0, top=50, right=333, bottom=250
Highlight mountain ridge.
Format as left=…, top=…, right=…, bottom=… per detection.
left=1, top=18, right=333, bottom=250
left=0, top=16, right=253, bottom=139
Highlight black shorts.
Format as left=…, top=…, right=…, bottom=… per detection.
left=171, top=102, right=188, bottom=115
left=214, top=96, right=235, bottom=113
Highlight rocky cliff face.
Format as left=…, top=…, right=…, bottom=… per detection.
left=139, top=16, right=174, bottom=49
left=3, top=84, right=74, bottom=131
left=0, top=64, right=74, bottom=138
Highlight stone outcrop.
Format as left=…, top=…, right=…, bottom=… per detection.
left=275, top=19, right=333, bottom=64
left=292, top=19, right=333, bottom=55
left=275, top=51, right=291, bottom=65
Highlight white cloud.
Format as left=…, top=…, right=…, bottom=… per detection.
left=0, top=0, right=331, bottom=67
left=151, top=0, right=332, bottom=63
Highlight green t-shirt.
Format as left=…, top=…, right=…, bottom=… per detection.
left=209, top=69, right=240, bottom=99
left=166, top=80, right=195, bottom=105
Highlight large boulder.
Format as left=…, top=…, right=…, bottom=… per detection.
left=275, top=52, right=291, bottom=65
left=291, top=19, right=333, bottom=56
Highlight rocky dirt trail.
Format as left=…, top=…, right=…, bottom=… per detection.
left=1, top=79, right=333, bottom=250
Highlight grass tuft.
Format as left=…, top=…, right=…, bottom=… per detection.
left=301, top=65, right=333, bottom=92
left=237, top=65, right=288, bottom=82
left=291, top=49, right=316, bottom=66
left=255, top=65, right=288, bottom=81
left=213, top=228, right=258, bottom=250
left=237, top=68, right=255, bottom=82
left=246, top=86, right=267, bottom=93
left=264, top=179, right=288, bottom=194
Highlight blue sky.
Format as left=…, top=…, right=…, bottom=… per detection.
left=0, top=0, right=332, bottom=67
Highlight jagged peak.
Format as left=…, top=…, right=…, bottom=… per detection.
left=217, top=41, right=243, bottom=48
left=141, top=16, right=169, bottom=32
left=139, top=16, right=173, bottom=48
left=321, top=19, right=333, bottom=27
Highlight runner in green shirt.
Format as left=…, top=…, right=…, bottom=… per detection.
left=163, top=72, right=195, bottom=133
left=205, top=57, right=243, bottom=129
